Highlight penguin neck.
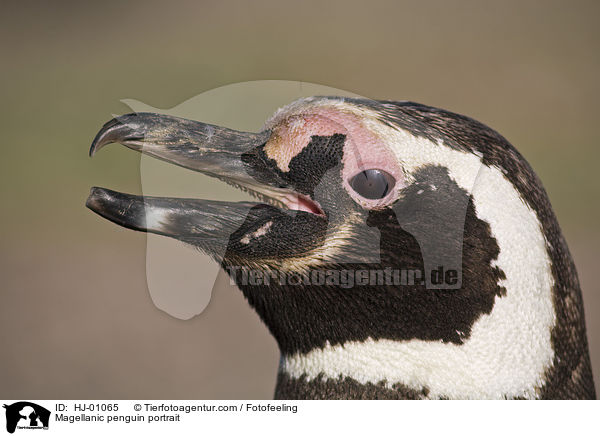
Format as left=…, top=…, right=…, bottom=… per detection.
left=274, top=339, right=436, bottom=400
left=274, top=336, right=548, bottom=400
left=274, top=368, right=430, bottom=400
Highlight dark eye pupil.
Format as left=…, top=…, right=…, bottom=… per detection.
left=349, top=169, right=395, bottom=200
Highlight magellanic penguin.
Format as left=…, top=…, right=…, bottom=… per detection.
left=86, top=96, right=595, bottom=399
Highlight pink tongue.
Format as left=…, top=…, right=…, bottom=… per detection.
left=297, top=196, right=323, bottom=215
left=285, top=194, right=324, bottom=215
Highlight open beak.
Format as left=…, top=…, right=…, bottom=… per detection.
left=86, top=112, right=325, bottom=254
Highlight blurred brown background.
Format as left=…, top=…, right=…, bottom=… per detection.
left=1, top=0, right=598, bottom=398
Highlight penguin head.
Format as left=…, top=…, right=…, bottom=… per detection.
left=85, top=98, right=414, bottom=275
left=87, top=96, right=591, bottom=399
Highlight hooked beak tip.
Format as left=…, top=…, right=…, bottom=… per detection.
left=89, top=120, right=115, bottom=157
left=89, top=115, right=141, bottom=157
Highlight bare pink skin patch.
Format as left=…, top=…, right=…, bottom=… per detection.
left=264, top=114, right=349, bottom=172
left=265, top=107, right=405, bottom=210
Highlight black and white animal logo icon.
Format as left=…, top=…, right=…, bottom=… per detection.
left=3, top=402, right=50, bottom=434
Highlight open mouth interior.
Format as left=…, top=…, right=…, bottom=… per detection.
left=222, top=178, right=326, bottom=217
left=281, top=192, right=325, bottom=216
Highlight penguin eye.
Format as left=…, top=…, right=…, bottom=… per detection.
left=349, top=169, right=396, bottom=200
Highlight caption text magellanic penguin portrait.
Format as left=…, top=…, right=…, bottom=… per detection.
left=86, top=94, right=595, bottom=400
